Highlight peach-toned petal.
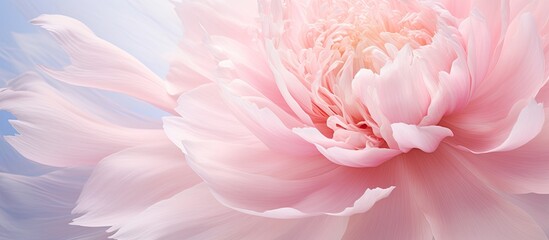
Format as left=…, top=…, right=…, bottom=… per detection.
left=31, top=14, right=177, bottom=112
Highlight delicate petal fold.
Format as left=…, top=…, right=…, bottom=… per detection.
left=72, top=137, right=202, bottom=231
left=510, top=194, right=549, bottom=235
left=343, top=181, right=432, bottom=240
left=220, top=80, right=317, bottom=156
left=391, top=123, right=453, bottom=153
left=31, top=14, right=177, bottom=112
left=405, top=145, right=548, bottom=240
left=113, top=184, right=349, bottom=240
left=0, top=73, right=165, bottom=167
left=353, top=46, right=431, bottom=126
left=461, top=110, right=549, bottom=194
left=446, top=13, right=546, bottom=153
left=314, top=145, right=401, bottom=168
left=164, top=84, right=395, bottom=218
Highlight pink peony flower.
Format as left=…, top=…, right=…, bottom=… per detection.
left=2, top=0, right=549, bottom=239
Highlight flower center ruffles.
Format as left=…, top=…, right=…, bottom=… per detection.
left=259, top=0, right=467, bottom=167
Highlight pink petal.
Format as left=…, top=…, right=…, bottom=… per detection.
left=0, top=73, right=165, bottom=167
left=314, top=145, right=401, bottom=168
left=220, top=81, right=316, bottom=156
left=405, top=145, right=547, bottom=240
left=468, top=13, right=544, bottom=114
left=353, top=45, right=431, bottom=125
left=459, top=9, right=492, bottom=94
left=391, top=123, right=453, bottom=153
left=175, top=123, right=394, bottom=218
left=164, top=85, right=395, bottom=218
left=461, top=110, right=549, bottom=194
left=113, top=184, right=349, bottom=240
left=437, top=0, right=473, bottom=19
left=264, top=41, right=314, bottom=125
left=165, top=42, right=216, bottom=95
left=418, top=32, right=472, bottom=125
left=174, top=0, right=257, bottom=44
left=449, top=99, right=545, bottom=154
left=163, top=84, right=256, bottom=154
left=31, top=14, right=177, bottom=113
left=71, top=138, right=202, bottom=231
left=343, top=183, right=432, bottom=240
left=211, top=36, right=291, bottom=111
left=510, top=194, right=549, bottom=235
left=445, top=13, right=546, bottom=153
left=293, top=127, right=353, bottom=149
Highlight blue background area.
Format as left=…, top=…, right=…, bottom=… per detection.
left=0, top=1, right=28, bottom=136
left=0, top=110, right=17, bottom=136
left=0, top=1, right=34, bottom=72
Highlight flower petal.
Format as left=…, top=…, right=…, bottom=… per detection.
left=0, top=73, right=165, bottom=167
left=314, top=145, right=401, bottom=168
left=354, top=45, right=431, bottom=126
left=343, top=184, right=432, bottom=240
left=220, top=81, right=317, bottom=156
left=391, top=123, right=453, bottom=153
left=510, top=194, right=549, bottom=235
left=113, top=183, right=349, bottom=240
left=449, top=99, right=545, bottom=154
left=461, top=110, right=549, bottom=194
left=72, top=138, right=202, bottom=231
left=165, top=84, right=394, bottom=218
left=174, top=0, right=257, bottom=44
left=405, top=145, right=548, bottom=240
left=445, top=13, right=546, bottom=153
left=32, top=14, right=177, bottom=112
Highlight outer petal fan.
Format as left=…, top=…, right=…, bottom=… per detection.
left=164, top=84, right=394, bottom=218
left=0, top=168, right=108, bottom=240
left=445, top=14, right=546, bottom=153
left=405, top=145, right=548, bottom=240
left=31, top=14, right=177, bottom=112
left=112, top=183, right=349, bottom=240
left=460, top=110, right=549, bottom=194
left=0, top=73, right=165, bottom=167
left=72, top=137, right=202, bottom=231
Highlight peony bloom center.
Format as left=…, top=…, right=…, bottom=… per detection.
left=265, top=0, right=457, bottom=165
